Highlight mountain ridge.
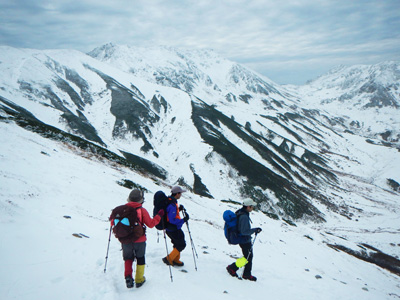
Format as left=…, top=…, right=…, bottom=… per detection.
left=0, top=44, right=399, bottom=224
left=290, top=61, right=400, bottom=146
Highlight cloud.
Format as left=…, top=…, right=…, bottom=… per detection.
left=0, top=0, right=399, bottom=84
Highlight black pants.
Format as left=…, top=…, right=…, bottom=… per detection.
left=229, top=242, right=253, bottom=276
left=166, top=229, right=186, bottom=252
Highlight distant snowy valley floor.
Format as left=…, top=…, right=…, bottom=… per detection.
left=1, top=122, right=400, bottom=300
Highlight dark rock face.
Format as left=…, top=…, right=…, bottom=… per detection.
left=328, top=243, right=400, bottom=277
left=87, top=66, right=159, bottom=152
left=190, top=98, right=337, bottom=221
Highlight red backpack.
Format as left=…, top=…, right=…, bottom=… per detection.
left=109, top=205, right=145, bottom=243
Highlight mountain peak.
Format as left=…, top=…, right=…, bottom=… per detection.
left=301, top=60, right=400, bottom=109
left=308, top=61, right=400, bottom=87
left=87, top=43, right=285, bottom=100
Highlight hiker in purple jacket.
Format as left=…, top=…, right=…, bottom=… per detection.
left=162, top=186, right=189, bottom=267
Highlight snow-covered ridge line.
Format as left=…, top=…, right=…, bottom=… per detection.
left=0, top=44, right=399, bottom=223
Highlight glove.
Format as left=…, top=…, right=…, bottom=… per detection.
left=255, top=227, right=262, bottom=234
left=179, top=204, right=185, bottom=212
left=183, top=213, right=189, bottom=223
left=157, top=209, right=165, bottom=217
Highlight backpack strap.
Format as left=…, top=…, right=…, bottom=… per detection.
left=136, top=206, right=143, bottom=225
left=235, top=209, right=248, bottom=235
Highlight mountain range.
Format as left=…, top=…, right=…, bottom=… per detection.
left=0, top=44, right=399, bottom=224
left=1, top=44, right=400, bottom=299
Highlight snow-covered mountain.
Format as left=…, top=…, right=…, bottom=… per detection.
left=87, top=43, right=286, bottom=99
left=0, top=44, right=400, bottom=299
left=289, top=61, right=400, bottom=145
left=0, top=45, right=399, bottom=222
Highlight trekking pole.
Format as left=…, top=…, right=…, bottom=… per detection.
left=104, top=225, right=112, bottom=273
left=182, top=210, right=198, bottom=271
left=182, top=210, right=198, bottom=257
left=240, top=233, right=258, bottom=279
left=163, top=229, right=173, bottom=282
left=162, top=219, right=173, bottom=282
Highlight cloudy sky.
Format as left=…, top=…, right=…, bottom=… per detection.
left=1, top=0, right=399, bottom=85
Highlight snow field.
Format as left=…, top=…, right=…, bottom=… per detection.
left=1, top=122, right=400, bottom=300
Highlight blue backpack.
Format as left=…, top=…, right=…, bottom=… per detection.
left=223, top=210, right=246, bottom=245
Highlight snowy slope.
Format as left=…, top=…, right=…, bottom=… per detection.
left=1, top=120, right=400, bottom=300
left=1, top=44, right=400, bottom=300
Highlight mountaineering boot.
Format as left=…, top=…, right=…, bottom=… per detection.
left=162, top=257, right=171, bottom=265
left=172, top=252, right=184, bottom=266
left=125, top=275, right=134, bottom=288
left=135, top=264, right=146, bottom=288
left=226, top=265, right=238, bottom=277
left=242, top=274, right=257, bottom=281
left=173, top=260, right=184, bottom=267
left=136, top=277, right=146, bottom=288
left=163, top=248, right=180, bottom=266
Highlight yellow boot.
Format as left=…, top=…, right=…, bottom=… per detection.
left=135, top=264, right=146, bottom=288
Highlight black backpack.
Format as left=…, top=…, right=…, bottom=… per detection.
left=153, top=191, right=170, bottom=230
left=109, top=205, right=145, bottom=243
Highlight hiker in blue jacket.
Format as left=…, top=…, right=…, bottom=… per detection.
left=226, top=198, right=262, bottom=281
left=162, top=186, right=189, bottom=266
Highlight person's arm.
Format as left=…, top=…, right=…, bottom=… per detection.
left=238, top=214, right=257, bottom=236
left=141, top=208, right=161, bottom=228
left=167, top=204, right=184, bottom=227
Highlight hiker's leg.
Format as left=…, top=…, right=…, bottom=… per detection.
left=167, top=229, right=186, bottom=252
left=240, top=243, right=253, bottom=276
left=122, top=243, right=135, bottom=277
left=226, top=245, right=240, bottom=277
left=134, top=242, right=146, bottom=284
left=165, top=248, right=179, bottom=264
left=166, top=230, right=186, bottom=264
